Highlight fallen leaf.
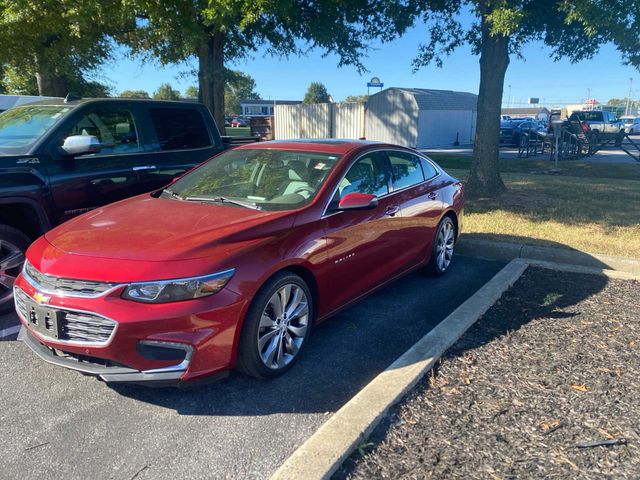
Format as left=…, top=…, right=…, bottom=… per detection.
left=571, top=384, right=589, bottom=392
left=539, top=419, right=562, bottom=432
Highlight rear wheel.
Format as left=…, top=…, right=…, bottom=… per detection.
left=0, top=225, right=29, bottom=313
left=236, top=273, right=313, bottom=379
left=426, top=216, right=456, bottom=276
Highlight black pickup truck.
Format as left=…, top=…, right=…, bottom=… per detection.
left=0, top=97, right=241, bottom=311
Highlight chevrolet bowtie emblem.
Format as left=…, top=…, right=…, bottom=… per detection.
left=33, top=292, right=51, bottom=304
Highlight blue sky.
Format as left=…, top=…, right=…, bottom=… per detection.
left=103, top=21, right=639, bottom=108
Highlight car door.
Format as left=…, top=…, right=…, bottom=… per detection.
left=45, top=103, right=148, bottom=224
left=133, top=105, right=223, bottom=193
left=385, top=150, right=443, bottom=266
left=320, top=150, right=405, bottom=311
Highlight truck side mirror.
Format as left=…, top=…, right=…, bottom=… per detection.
left=60, top=135, right=102, bottom=156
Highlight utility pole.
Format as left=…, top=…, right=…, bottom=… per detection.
left=507, top=85, right=512, bottom=108
left=626, top=78, right=633, bottom=116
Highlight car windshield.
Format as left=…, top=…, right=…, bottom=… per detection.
left=0, top=105, right=72, bottom=154
left=165, top=148, right=342, bottom=211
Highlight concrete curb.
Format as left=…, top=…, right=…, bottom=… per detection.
left=456, top=238, right=640, bottom=275
left=270, top=260, right=529, bottom=480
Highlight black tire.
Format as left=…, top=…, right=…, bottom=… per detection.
left=0, top=225, right=30, bottom=313
left=615, top=131, right=624, bottom=148
left=425, top=216, right=456, bottom=277
left=236, top=272, right=314, bottom=379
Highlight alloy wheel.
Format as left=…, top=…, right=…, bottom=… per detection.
left=257, top=283, right=309, bottom=369
left=0, top=239, right=25, bottom=308
left=435, top=220, right=455, bottom=272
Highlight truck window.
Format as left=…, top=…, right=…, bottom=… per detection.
left=0, top=105, right=72, bottom=154
left=65, top=108, right=142, bottom=155
left=148, top=108, right=211, bottom=151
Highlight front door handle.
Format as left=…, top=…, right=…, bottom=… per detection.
left=385, top=206, right=400, bottom=217
left=132, top=165, right=156, bottom=171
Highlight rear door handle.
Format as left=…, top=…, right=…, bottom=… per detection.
left=385, top=206, right=400, bottom=217
left=427, top=192, right=437, bottom=200
left=132, top=165, right=156, bottom=171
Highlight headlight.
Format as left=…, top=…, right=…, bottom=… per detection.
left=121, top=269, right=235, bottom=303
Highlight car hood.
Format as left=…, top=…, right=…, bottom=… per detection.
left=44, top=194, right=295, bottom=262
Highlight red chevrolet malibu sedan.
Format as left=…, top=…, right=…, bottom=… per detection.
left=15, top=140, right=463, bottom=385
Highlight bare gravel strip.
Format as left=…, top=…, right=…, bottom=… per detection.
left=335, top=267, right=640, bottom=479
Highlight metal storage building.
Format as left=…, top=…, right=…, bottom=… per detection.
left=365, top=88, right=478, bottom=149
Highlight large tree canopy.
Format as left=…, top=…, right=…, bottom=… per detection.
left=0, top=0, right=131, bottom=96
left=408, top=0, right=640, bottom=196
left=122, top=0, right=414, bottom=128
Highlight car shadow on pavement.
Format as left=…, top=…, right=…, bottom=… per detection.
left=110, top=255, right=506, bottom=416
left=113, top=237, right=609, bottom=416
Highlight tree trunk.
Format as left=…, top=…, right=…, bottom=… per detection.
left=198, top=32, right=226, bottom=133
left=466, top=5, right=510, bottom=198
left=34, top=52, right=67, bottom=97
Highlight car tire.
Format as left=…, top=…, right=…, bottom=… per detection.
left=425, top=216, right=456, bottom=277
left=236, top=272, right=313, bottom=379
left=0, top=225, right=29, bottom=313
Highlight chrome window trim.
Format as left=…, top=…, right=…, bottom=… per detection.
left=14, top=287, right=119, bottom=347
left=321, top=147, right=442, bottom=218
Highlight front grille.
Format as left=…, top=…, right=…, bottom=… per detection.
left=15, top=288, right=117, bottom=345
left=24, top=261, right=116, bottom=297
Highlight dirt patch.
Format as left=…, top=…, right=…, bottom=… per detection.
left=335, top=268, right=640, bottom=479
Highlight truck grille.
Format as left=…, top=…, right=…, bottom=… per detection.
left=15, top=288, right=117, bottom=345
left=24, top=261, right=116, bottom=297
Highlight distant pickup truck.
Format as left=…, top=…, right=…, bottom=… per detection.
left=568, top=110, right=625, bottom=144
left=0, top=96, right=255, bottom=311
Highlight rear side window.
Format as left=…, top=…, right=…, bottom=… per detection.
left=420, top=157, right=439, bottom=179
left=148, top=108, right=211, bottom=151
left=388, top=151, right=425, bottom=190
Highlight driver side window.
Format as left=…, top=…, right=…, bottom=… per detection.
left=339, top=152, right=389, bottom=199
left=64, top=108, right=142, bottom=155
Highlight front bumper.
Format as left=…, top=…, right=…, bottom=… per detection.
left=19, top=327, right=192, bottom=385
left=14, top=272, right=248, bottom=384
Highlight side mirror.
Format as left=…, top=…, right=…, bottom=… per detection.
left=60, top=135, right=102, bottom=156
left=338, top=192, right=378, bottom=211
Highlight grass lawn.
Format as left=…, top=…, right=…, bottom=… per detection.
left=430, top=156, right=640, bottom=257
left=224, top=126, right=251, bottom=136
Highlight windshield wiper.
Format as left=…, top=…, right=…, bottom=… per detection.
left=162, top=188, right=184, bottom=200
left=184, top=196, right=261, bottom=210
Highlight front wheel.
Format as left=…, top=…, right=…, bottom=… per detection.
left=0, top=225, right=29, bottom=313
left=236, top=273, right=313, bottom=379
left=426, top=216, right=456, bottom=276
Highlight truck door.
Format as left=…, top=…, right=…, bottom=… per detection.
left=46, top=103, right=149, bottom=224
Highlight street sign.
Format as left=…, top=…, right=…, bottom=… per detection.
left=367, top=77, right=384, bottom=88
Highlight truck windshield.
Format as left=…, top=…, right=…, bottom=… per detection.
left=0, top=105, right=72, bottom=154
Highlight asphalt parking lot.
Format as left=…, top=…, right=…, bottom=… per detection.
left=0, top=255, right=504, bottom=480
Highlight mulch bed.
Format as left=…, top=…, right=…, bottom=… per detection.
left=335, top=267, right=640, bottom=479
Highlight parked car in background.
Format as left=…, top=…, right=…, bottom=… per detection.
left=621, top=116, right=640, bottom=134
left=499, top=118, right=544, bottom=146
left=15, top=140, right=463, bottom=385
left=231, top=117, right=249, bottom=127
left=568, top=110, right=624, bottom=143
left=0, top=96, right=234, bottom=312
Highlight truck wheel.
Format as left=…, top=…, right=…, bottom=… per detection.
left=615, top=132, right=624, bottom=147
left=0, top=225, right=29, bottom=313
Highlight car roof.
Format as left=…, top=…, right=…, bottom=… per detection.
left=234, top=139, right=386, bottom=154
left=13, top=97, right=203, bottom=109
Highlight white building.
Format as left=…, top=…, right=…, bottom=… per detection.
left=365, top=88, right=478, bottom=148
left=240, top=99, right=301, bottom=116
